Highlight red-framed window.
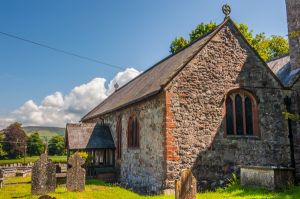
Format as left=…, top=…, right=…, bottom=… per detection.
left=116, top=116, right=122, bottom=159
left=127, top=113, right=140, bottom=148
left=225, top=89, right=260, bottom=136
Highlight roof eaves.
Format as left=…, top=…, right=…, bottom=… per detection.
left=81, top=87, right=163, bottom=121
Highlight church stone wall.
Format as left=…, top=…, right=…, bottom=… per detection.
left=291, top=81, right=300, bottom=181
left=85, top=93, right=166, bottom=194
left=164, top=22, right=291, bottom=191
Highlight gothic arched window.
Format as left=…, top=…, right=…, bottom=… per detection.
left=226, top=97, right=234, bottom=135
left=225, top=89, right=259, bottom=136
left=127, top=114, right=139, bottom=148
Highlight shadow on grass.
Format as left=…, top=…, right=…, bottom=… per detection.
left=11, top=194, right=31, bottom=198
left=217, top=184, right=300, bottom=199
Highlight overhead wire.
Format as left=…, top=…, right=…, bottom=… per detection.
left=0, top=31, right=125, bottom=70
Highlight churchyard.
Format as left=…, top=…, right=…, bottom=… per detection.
left=1, top=175, right=300, bottom=198
left=0, top=156, right=66, bottom=165
left=0, top=153, right=299, bottom=199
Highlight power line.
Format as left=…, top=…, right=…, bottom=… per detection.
left=0, top=31, right=125, bottom=70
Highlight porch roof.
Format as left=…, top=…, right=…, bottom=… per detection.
left=66, top=123, right=115, bottom=150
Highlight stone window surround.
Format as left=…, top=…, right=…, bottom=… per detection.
left=127, top=113, right=140, bottom=149
left=224, top=88, right=260, bottom=138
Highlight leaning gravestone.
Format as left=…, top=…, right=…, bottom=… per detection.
left=175, top=169, right=197, bottom=199
left=66, top=152, right=86, bottom=192
left=31, top=153, right=56, bottom=195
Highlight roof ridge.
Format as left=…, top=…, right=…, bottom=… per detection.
left=266, top=54, right=290, bottom=63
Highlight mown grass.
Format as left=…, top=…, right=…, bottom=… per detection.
left=0, top=156, right=67, bottom=165
left=4, top=176, right=31, bottom=184
left=1, top=177, right=300, bottom=199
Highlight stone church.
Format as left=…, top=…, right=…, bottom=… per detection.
left=66, top=0, right=300, bottom=194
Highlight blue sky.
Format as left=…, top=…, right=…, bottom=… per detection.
left=0, top=0, right=288, bottom=127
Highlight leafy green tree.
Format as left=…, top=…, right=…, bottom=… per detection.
left=48, top=135, right=65, bottom=156
left=236, top=23, right=254, bottom=43
left=3, top=122, right=27, bottom=158
left=189, top=22, right=217, bottom=43
left=0, top=133, right=8, bottom=159
left=266, top=35, right=289, bottom=60
left=27, top=132, right=44, bottom=156
left=170, top=22, right=289, bottom=61
left=170, top=37, right=188, bottom=54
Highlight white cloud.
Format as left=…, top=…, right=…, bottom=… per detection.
left=106, top=68, right=141, bottom=96
left=0, top=68, right=141, bottom=129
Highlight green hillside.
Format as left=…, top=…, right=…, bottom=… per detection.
left=24, top=126, right=65, bottom=141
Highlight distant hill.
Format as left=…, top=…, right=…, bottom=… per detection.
left=24, top=126, right=65, bottom=141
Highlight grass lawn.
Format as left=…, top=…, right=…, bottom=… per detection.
left=0, top=156, right=67, bottom=165
left=1, top=177, right=300, bottom=199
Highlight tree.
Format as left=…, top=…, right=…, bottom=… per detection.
left=3, top=122, right=27, bottom=158
left=170, top=37, right=188, bottom=54
left=0, top=132, right=7, bottom=159
left=27, top=132, right=44, bottom=156
left=48, top=135, right=65, bottom=156
left=170, top=22, right=289, bottom=61
left=189, top=22, right=217, bottom=43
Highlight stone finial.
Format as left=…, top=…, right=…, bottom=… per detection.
left=175, top=169, right=197, bottom=199
left=31, top=153, right=56, bottom=195
left=222, top=4, right=231, bottom=19
left=66, top=152, right=86, bottom=192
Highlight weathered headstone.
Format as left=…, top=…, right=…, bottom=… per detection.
left=66, top=152, right=86, bottom=192
left=175, top=169, right=197, bottom=199
left=0, top=169, right=3, bottom=189
left=31, top=153, right=56, bottom=195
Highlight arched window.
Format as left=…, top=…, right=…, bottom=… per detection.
left=245, top=97, right=253, bottom=135
left=116, top=116, right=122, bottom=159
left=225, top=90, right=259, bottom=136
left=235, top=94, right=244, bottom=135
left=226, top=97, right=234, bottom=135
left=127, top=114, right=139, bottom=148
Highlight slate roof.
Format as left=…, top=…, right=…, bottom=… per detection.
left=267, top=55, right=300, bottom=87
left=82, top=19, right=228, bottom=121
left=66, top=123, right=115, bottom=150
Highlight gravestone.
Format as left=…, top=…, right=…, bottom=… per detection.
left=175, top=169, right=197, bottom=199
left=31, top=153, right=56, bottom=195
left=66, top=152, right=86, bottom=192
left=0, top=169, right=3, bottom=189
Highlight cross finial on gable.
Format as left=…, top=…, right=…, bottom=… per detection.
left=222, top=4, right=231, bottom=19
